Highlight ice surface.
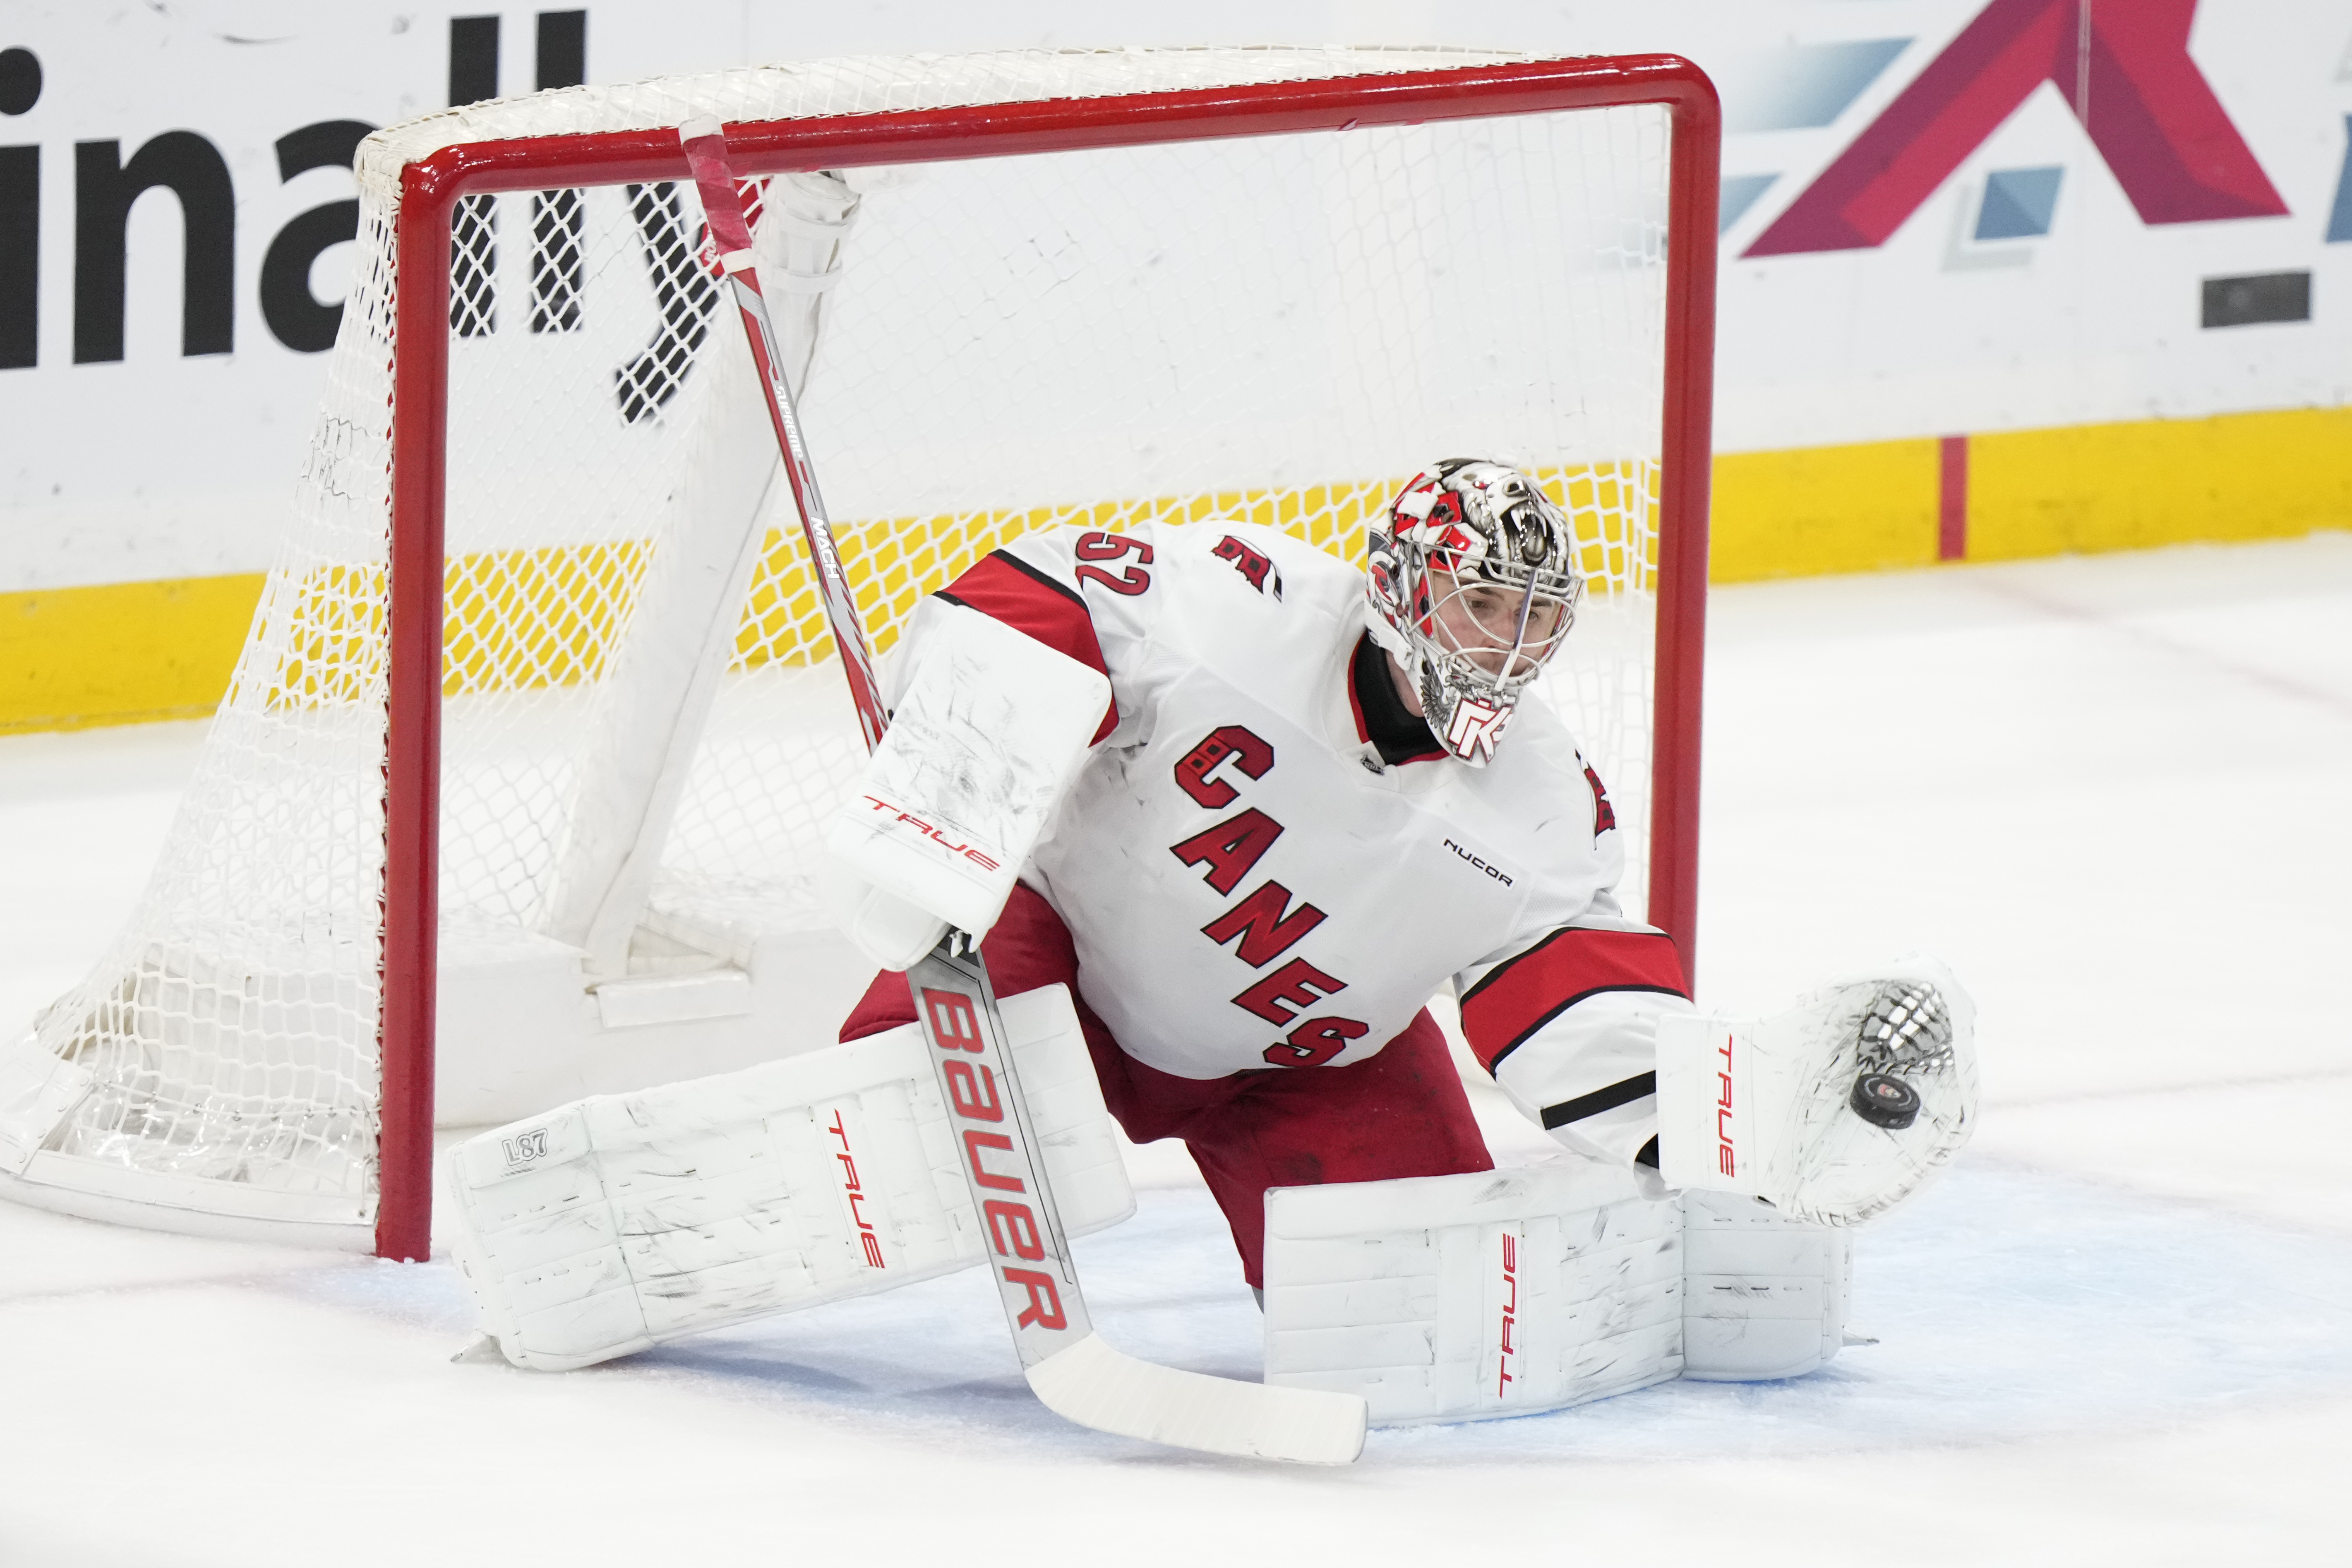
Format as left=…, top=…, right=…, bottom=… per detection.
left=3, top=535, right=2350, bottom=1563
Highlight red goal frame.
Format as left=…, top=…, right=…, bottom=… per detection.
left=377, top=55, right=1722, bottom=1260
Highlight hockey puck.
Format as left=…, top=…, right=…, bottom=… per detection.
left=1849, top=1071, right=1920, bottom=1129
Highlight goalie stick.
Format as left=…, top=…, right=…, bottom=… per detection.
left=676, top=118, right=1367, bottom=1466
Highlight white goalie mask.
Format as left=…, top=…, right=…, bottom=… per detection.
left=1365, top=459, right=1584, bottom=766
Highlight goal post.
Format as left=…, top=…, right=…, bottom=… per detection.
left=0, top=49, right=1719, bottom=1264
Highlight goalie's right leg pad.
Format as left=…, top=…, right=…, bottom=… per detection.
left=445, top=983, right=1132, bottom=1371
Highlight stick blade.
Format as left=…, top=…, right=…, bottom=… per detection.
left=1026, top=1332, right=1366, bottom=1465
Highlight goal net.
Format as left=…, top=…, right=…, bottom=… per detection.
left=0, top=49, right=1715, bottom=1255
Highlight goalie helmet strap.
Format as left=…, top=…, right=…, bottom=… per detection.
left=1347, top=632, right=1443, bottom=766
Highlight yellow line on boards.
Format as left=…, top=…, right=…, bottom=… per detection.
left=1710, top=405, right=2352, bottom=583
left=0, top=575, right=265, bottom=735
left=1712, top=438, right=1944, bottom=581
left=1966, top=406, right=2352, bottom=561
left=3, top=405, right=2345, bottom=735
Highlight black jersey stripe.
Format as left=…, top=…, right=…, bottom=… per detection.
left=1539, top=1071, right=1658, bottom=1130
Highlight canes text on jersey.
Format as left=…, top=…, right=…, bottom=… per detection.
left=1168, top=724, right=1373, bottom=1068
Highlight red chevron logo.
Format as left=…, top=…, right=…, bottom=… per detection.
left=1748, top=0, right=2287, bottom=257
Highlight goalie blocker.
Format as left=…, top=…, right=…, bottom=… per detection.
left=816, top=600, right=1110, bottom=971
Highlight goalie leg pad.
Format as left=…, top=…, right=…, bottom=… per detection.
left=1262, top=1160, right=1681, bottom=1426
left=1261, top=1162, right=1852, bottom=1425
left=445, top=983, right=1133, bottom=1371
left=1680, top=1189, right=1850, bottom=1381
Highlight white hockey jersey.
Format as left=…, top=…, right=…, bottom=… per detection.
left=896, top=519, right=1690, bottom=1167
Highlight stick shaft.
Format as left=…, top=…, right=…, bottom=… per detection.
left=679, top=128, right=886, bottom=751
left=673, top=122, right=1367, bottom=1458
left=905, top=939, right=1092, bottom=1364
left=677, top=120, right=1086, bottom=1363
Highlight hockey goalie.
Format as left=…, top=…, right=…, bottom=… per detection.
left=448, top=449, right=1978, bottom=1433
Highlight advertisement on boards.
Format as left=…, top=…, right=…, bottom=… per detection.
left=0, top=1, right=2345, bottom=726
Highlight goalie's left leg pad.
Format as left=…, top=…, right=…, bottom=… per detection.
left=1261, top=1162, right=1681, bottom=1426
left=445, top=983, right=1131, bottom=1371
left=1680, top=1189, right=1850, bottom=1381
left=1261, top=1164, right=1853, bottom=1424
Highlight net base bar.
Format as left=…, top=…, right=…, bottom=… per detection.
left=0, top=1161, right=375, bottom=1251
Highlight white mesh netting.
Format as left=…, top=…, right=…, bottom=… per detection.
left=0, top=48, right=1673, bottom=1237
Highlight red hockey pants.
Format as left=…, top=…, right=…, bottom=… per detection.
left=840, top=884, right=1494, bottom=1287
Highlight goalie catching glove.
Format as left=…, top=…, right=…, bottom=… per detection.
left=1656, top=954, right=1978, bottom=1226
left=816, top=600, right=1111, bottom=970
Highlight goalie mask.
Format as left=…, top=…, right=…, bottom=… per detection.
left=1366, top=459, right=1583, bottom=766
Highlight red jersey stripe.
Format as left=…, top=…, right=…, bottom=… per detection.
left=1458, top=927, right=1689, bottom=1073
left=936, top=551, right=1117, bottom=744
